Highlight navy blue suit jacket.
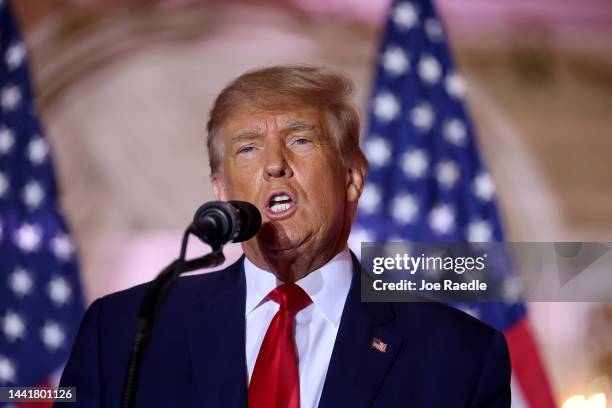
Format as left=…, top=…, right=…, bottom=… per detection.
left=56, top=254, right=511, bottom=407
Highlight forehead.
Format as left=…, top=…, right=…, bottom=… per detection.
left=221, top=106, right=323, bottom=140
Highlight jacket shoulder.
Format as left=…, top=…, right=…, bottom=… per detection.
left=98, top=256, right=244, bottom=308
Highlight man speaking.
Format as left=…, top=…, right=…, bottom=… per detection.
left=57, top=66, right=511, bottom=407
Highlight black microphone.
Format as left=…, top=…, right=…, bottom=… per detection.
left=122, top=201, right=260, bottom=408
left=191, top=201, right=261, bottom=248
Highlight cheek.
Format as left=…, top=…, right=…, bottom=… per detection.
left=224, top=171, right=261, bottom=201
left=234, top=182, right=258, bottom=201
left=300, top=167, right=346, bottom=217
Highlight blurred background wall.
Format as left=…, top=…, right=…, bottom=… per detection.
left=9, top=0, right=612, bottom=405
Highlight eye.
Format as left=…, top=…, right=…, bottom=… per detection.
left=237, top=145, right=256, bottom=154
left=293, top=138, right=311, bottom=145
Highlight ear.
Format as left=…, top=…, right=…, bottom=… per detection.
left=211, top=173, right=230, bottom=201
left=346, top=163, right=366, bottom=203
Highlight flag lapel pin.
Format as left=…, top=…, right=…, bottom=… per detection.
left=371, top=337, right=387, bottom=353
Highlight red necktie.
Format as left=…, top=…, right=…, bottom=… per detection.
left=248, top=283, right=312, bottom=408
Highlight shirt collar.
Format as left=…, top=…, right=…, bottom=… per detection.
left=244, top=248, right=353, bottom=328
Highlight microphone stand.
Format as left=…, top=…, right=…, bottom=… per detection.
left=121, top=227, right=226, bottom=408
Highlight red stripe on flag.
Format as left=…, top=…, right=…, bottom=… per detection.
left=505, top=318, right=556, bottom=408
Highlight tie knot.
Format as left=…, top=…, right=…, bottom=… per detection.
left=268, top=283, right=312, bottom=313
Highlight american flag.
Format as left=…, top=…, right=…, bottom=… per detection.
left=352, top=0, right=555, bottom=406
left=371, top=337, right=388, bottom=353
left=0, top=1, right=84, bottom=401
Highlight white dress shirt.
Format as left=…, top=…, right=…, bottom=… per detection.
left=244, top=248, right=353, bottom=408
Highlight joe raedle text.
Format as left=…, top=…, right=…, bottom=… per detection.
left=372, top=279, right=488, bottom=292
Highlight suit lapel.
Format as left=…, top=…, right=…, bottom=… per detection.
left=318, top=255, right=404, bottom=408
left=182, top=254, right=409, bottom=408
left=184, top=259, right=248, bottom=408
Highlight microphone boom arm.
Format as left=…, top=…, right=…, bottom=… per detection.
left=121, top=200, right=260, bottom=408
left=121, top=228, right=225, bottom=408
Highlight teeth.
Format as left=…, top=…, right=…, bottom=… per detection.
left=270, top=203, right=291, bottom=213
left=271, top=194, right=290, bottom=202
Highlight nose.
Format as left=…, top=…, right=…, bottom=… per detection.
left=263, top=140, right=293, bottom=180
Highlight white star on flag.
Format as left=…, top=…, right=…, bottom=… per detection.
left=0, top=355, right=16, bottom=384
left=5, top=42, right=26, bottom=70
left=27, top=137, right=49, bottom=165
left=418, top=54, right=442, bottom=84
left=473, top=172, right=496, bottom=202
left=9, top=268, right=32, bottom=297
left=443, top=119, right=467, bottom=146
left=373, top=92, right=400, bottom=123
left=429, top=204, right=455, bottom=235
left=392, top=2, right=418, bottom=31
left=0, top=85, right=22, bottom=111
left=467, top=219, right=493, bottom=242
left=348, top=226, right=374, bottom=258
left=365, top=137, right=392, bottom=167
left=382, top=46, right=410, bottom=76
left=445, top=71, right=466, bottom=99
left=0, top=126, right=15, bottom=154
left=401, top=149, right=429, bottom=178
left=22, top=180, right=45, bottom=209
left=40, top=321, right=65, bottom=351
left=48, top=276, right=72, bottom=306
left=387, top=234, right=404, bottom=243
left=391, top=193, right=419, bottom=224
left=359, top=184, right=382, bottom=214
left=0, top=171, right=8, bottom=198
left=8, top=268, right=33, bottom=297
left=436, top=161, right=460, bottom=188
left=51, top=234, right=75, bottom=261
left=410, top=102, right=434, bottom=131
left=350, top=227, right=373, bottom=244
left=2, top=310, right=26, bottom=342
left=14, top=223, right=42, bottom=252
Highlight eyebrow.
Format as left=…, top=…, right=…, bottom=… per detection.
left=281, top=121, right=317, bottom=134
left=231, top=127, right=262, bottom=145
left=230, top=120, right=319, bottom=145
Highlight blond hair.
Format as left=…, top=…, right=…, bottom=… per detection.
left=206, top=65, right=368, bottom=175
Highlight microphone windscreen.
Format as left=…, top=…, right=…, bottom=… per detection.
left=192, top=201, right=236, bottom=245
left=229, top=201, right=262, bottom=242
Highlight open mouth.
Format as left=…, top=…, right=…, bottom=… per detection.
left=269, top=194, right=293, bottom=213
left=264, top=190, right=297, bottom=219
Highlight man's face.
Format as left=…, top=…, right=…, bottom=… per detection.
left=212, top=106, right=361, bottom=274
